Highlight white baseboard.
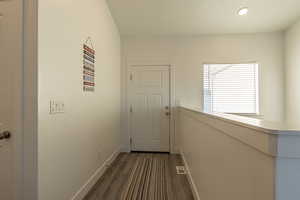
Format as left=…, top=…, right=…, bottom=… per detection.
left=71, top=147, right=121, bottom=200
left=180, top=149, right=201, bottom=200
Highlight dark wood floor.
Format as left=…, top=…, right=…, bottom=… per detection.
left=84, top=152, right=194, bottom=200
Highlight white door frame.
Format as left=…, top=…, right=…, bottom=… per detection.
left=126, top=63, right=176, bottom=153
left=22, top=0, right=38, bottom=199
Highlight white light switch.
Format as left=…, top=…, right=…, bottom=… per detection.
left=50, top=100, right=65, bottom=114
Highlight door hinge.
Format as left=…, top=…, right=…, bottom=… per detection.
left=130, top=137, right=133, bottom=146
left=130, top=73, right=133, bottom=81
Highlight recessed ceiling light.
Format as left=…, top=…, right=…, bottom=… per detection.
left=238, top=7, right=249, bottom=16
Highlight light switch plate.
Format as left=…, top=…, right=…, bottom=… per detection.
left=50, top=100, right=65, bottom=114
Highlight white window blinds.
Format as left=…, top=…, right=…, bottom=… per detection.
left=203, top=63, right=259, bottom=114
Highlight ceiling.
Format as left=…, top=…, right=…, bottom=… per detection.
left=107, top=0, right=300, bottom=36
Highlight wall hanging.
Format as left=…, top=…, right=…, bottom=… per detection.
left=83, top=37, right=95, bottom=92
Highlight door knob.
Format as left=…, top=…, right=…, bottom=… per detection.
left=165, top=112, right=170, bottom=116
left=0, top=131, right=11, bottom=140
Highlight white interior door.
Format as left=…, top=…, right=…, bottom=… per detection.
left=0, top=27, right=14, bottom=199
left=129, top=66, right=170, bottom=152
left=0, top=0, right=22, bottom=199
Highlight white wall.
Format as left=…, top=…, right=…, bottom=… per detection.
left=38, top=0, right=121, bottom=200
left=285, top=19, right=300, bottom=124
left=122, top=33, right=285, bottom=151
left=178, top=108, right=275, bottom=200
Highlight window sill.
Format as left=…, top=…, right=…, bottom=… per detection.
left=226, top=113, right=264, bottom=119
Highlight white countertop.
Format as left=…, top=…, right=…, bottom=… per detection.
left=180, top=105, right=300, bottom=134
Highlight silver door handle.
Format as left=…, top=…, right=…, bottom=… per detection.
left=0, top=131, right=11, bottom=140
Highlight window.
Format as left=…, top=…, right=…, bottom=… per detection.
left=203, top=63, right=259, bottom=114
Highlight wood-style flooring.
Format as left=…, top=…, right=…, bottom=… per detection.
left=84, top=152, right=194, bottom=200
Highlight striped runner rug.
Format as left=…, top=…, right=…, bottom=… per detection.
left=121, top=154, right=171, bottom=200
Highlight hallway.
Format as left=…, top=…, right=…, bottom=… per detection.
left=84, top=153, right=194, bottom=200
left=2, top=0, right=300, bottom=199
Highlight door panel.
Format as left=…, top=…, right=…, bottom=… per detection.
left=0, top=0, right=22, bottom=199
left=129, top=66, right=170, bottom=152
left=149, top=94, right=162, bottom=140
